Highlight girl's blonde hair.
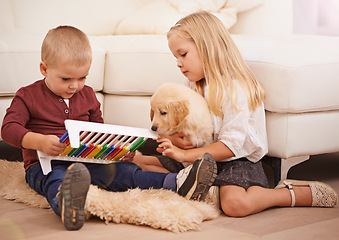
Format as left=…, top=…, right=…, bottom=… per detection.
left=41, top=25, right=92, bottom=67
left=167, top=11, right=264, bottom=116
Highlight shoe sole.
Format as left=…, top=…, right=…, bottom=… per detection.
left=60, top=163, right=90, bottom=230
left=179, top=153, right=217, bottom=201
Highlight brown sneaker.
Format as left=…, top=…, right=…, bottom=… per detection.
left=177, top=153, right=217, bottom=201
left=58, top=163, right=91, bottom=230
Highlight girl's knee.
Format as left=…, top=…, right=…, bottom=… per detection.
left=220, top=194, right=252, bottom=217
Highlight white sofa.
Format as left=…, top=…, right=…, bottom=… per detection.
left=1, top=0, right=339, bottom=183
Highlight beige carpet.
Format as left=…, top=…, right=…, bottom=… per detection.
left=2, top=154, right=339, bottom=240
left=0, top=160, right=219, bottom=232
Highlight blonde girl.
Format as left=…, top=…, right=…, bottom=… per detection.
left=132, top=11, right=337, bottom=216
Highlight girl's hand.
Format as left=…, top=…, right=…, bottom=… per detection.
left=41, top=135, right=66, bottom=156
left=121, top=151, right=136, bottom=162
left=156, top=137, right=185, bottom=163
left=159, top=133, right=194, bottom=149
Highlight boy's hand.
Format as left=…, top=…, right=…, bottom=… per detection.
left=121, top=151, right=136, bottom=162
left=21, top=132, right=66, bottom=156
left=41, top=135, right=67, bottom=156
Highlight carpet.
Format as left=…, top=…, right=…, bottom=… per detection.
left=0, top=160, right=219, bottom=232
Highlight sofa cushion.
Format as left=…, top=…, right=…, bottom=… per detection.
left=114, top=0, right=240, bottom=35
left=266, top=110, right=339, bottom=158
left=115, top=1, right=184, bottom=35
left=6, top=0, right=264, bottom=35
left=103, top=95, right=151, bottom=128
left=10, top=0, right=146, bottom=35
left=0, top=0, right=15, bottom=31
left=93, top=35, right=186, bottom=96
left=233, top=34, right=339, bottom=113
left=0, top=32, right=106, bottom=96
left=227, top=0, right=264, bottom=12
left=229, top=0, right=292, bottom=35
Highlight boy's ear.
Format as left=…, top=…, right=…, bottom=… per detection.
left=40, top=62, right=48, bottom=76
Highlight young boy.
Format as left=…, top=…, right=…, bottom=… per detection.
left=1, top=26, right=217, bottom=231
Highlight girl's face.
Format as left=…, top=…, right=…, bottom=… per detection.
left=40, top=61, right=90, bottom=99
left=168, top=33, right=205, bottom=82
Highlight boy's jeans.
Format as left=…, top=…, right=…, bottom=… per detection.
left=25, top=161, right=177, bottom=215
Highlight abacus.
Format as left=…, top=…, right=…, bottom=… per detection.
left=38, top=120, right=158, bottom=174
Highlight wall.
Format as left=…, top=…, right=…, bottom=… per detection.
left=293, top=0, right=339, bottom=36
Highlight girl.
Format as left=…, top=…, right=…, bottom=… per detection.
left=132, top=11, right=338, bottom=217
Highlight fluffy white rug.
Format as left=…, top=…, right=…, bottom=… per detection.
left=0, top=160, right=219, bottom=232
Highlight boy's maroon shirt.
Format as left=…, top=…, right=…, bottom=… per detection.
left=1, top=79, right=104, bottom=171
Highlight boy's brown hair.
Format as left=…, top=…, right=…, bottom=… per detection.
left=41, top=25, right=92, bottom=67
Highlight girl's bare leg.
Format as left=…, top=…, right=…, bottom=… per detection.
left=132, top=155, right=169, bottom=173
left=219, top=185, right=312, bottom=217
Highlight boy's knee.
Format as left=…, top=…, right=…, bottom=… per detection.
left=220, top=195, right=252, bottom=217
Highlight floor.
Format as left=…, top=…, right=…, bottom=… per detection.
left=0, top=142, right=338, bottom=240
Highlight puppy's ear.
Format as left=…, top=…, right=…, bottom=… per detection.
left=168, top=100, right=189, bottom=128
left=150, top=109, right=154, bottom=121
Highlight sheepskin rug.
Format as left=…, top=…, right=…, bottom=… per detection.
left=0, top=160, right=219, bottom=232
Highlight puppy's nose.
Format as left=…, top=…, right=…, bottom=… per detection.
left=151, top=126, right=158, bottom=132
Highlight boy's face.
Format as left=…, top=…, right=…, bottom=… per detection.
left=40, top=61, right=91, bottom=99
left=168, top=33, right=205, bottom=83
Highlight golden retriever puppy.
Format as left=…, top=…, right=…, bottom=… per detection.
left=150, top=83, right=213, bottom=147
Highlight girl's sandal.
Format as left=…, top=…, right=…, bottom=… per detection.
left=275, top=179, right=338, bottom=207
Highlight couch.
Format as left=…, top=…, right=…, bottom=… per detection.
left=1, top=0, right=338, bottom=184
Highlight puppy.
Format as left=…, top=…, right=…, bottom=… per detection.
left=150, top=82, right=213, bottom=148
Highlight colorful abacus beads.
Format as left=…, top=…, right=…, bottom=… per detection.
left=58, top=131, right=147, bottom=161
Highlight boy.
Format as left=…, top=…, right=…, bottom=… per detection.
left=1, top=26, right=217, bottom=230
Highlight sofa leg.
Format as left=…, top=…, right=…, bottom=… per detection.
left=263, top=155, right=310, bottom=186
left=280, top=155, right=310, bottom=181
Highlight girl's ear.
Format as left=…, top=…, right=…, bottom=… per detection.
left=40, top=62, right=48, bottom=76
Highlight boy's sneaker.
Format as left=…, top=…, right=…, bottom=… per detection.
left=58, top=163, right=91, bottom=230
left=177, top=153, right=217, bottom=201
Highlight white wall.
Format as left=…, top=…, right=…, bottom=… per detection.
left=293, top=0, right=339, bottom=36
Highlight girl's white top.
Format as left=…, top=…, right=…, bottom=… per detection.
left=189, top=80, right=268, bottom=163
